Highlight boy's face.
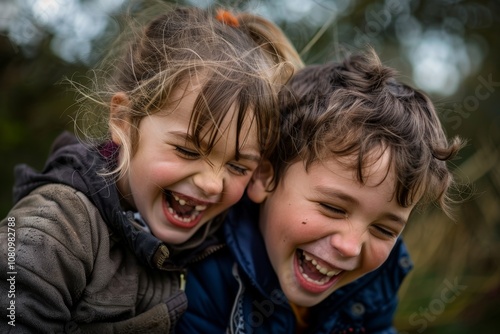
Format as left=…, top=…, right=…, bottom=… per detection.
left=112, top=82, right=261, bottom=245
left=248, top=151, right=414, bottom=307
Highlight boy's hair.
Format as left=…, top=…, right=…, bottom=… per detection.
left=80, top=5, right=303, bottom=178
left=274, top=50, right=464, bottom=217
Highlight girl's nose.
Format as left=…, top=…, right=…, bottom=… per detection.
left=193, top=167, right=224, bottom=197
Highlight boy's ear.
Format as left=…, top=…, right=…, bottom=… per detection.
left=247, top=160, right=274, bottom=204
left=109, top=92, right=131, bottom=145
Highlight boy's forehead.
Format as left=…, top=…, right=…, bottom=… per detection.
left=314, top=148, right=395, bottom=187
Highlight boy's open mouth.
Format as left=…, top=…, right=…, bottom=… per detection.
left=294, top=249, right=343, bottom=293
left=163, top=190, right=208, bottom=228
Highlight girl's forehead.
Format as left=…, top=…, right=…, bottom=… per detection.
left=164, top=74, right=239, bottom=114
left=158, top=83, right=258, bottom=143
left=164, top=76, right=203, bottom=105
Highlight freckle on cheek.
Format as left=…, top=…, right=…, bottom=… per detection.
left=301, top=221, right=307, bottom=225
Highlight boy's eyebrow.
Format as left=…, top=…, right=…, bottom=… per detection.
left=314, top=186, right=408, bottom=226
left=169, top=131, right=261, bottom=162
left=383, top=213, right=408, bottom=226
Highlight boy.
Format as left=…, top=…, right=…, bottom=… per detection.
left=176, top=50, right=463, bottom=333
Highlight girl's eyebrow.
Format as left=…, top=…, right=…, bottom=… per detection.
left=237, top=152, right=262, bottom=163
left=314, top=185, right=408, bottom=226
left=169, top=131, right=195, bottom=143
left=168, top=131, right=261, bottom=162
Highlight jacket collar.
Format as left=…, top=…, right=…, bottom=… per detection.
left=225, top=195, right=282, bottom=298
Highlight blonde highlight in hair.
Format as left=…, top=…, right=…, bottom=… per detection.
left=72, top=3, right=303, bottom=179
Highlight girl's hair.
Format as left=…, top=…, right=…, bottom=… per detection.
left=275, top=50, right=464, bottom=218
left=82, top=5, right=303, bottom=178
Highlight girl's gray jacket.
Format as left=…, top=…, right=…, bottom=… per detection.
left=0, top=132, right=222, bottom=333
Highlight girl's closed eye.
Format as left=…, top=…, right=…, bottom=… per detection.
left=175, top=146, right=200, bottom=159
left=227, top=162, right=249, bottom=176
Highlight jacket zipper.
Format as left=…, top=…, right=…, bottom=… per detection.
left=188, top=243, right=225, bottom=263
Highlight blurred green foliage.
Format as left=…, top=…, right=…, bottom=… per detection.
left=1, top=0, right=499, bottom=332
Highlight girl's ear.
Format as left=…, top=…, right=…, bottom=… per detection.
left=109, top=92, right=131, bottom=145
left=247, top=160, right=274, bottom=204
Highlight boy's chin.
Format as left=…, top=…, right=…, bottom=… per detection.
left=279, top=278, right=332, bottom=308
left=283, top=289, right=330, bottom=308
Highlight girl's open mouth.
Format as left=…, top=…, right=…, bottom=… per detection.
left=293, top=249, right=344, bottom=294
left=162, top=190, right=208, bottom=228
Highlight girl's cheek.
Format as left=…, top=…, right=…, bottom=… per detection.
left=226, top=180, right=249, bottom=205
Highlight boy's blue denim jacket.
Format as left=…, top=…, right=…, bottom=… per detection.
left=177, top=196, right=413, bottom=334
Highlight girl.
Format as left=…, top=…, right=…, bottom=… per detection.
left=0, top=5, right=302, bottom=333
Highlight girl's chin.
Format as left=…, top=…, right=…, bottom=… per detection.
left=151, top=225, right=197, bottom=245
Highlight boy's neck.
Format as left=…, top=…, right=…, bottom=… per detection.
left=289, top=301, right=310, bottom=334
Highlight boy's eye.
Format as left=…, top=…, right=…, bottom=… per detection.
left=372, top=225, right=397, bottom=239
left=319, top=203, right=347, bottom=218
left=228, top=163, right=248, bottom=176
left=175, top=146, right=200, bottom=159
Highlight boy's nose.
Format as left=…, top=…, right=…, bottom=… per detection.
left=329, top=230, right=363, bottom=259
left=193, top=167, right=224, bottom=197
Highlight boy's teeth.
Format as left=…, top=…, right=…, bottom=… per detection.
left=300, top=272, right=330, bottom=285
left=302, top=251, right=342, bottom=277
left=195, top=204, right=207, bottom=211
left=326, top=269, right=341, bottom=276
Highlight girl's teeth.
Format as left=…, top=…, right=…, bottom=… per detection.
left=173, top=212, right=200, bottom=224
left=167, top=192, right=209, bottom=224
left=168, top=199, right=201, bottom=224
left=172, top=194, right=186, bottom=206
left=171, top=193, right=207, bottom=211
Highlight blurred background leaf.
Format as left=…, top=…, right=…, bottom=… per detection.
left=1, top=0, right=499, bottom=332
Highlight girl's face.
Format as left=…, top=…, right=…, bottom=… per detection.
left=248, top=151, right=414, bottom=307
left=113, top=83, right=261, bottom=245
